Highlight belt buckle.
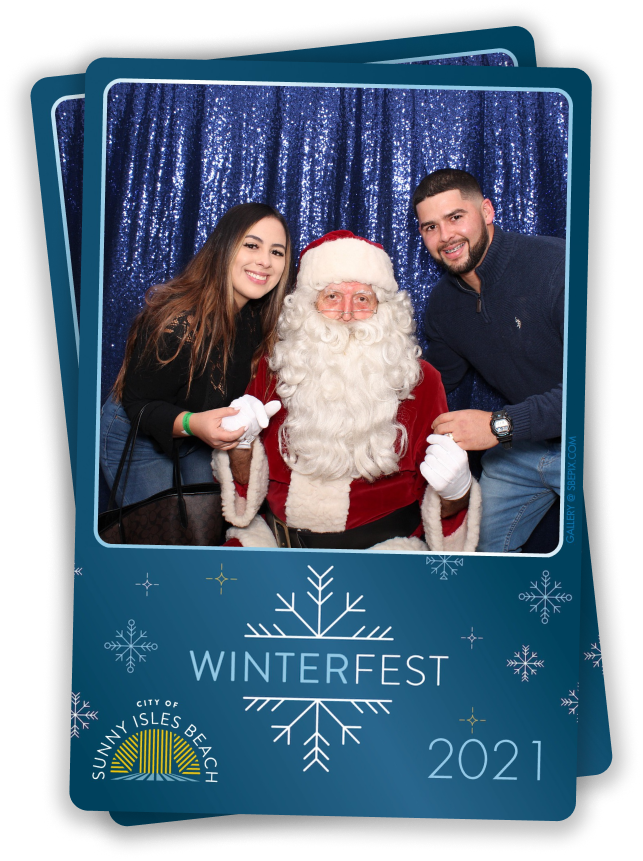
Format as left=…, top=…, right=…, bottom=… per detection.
left=271, top=513, right=292, bottom=549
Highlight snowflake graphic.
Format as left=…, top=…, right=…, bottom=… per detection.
left=584, top=639, right=603, bottom=672
left=244, top=696, right=391, bottom=772
left=74, top=566, right=83, bottom=576
left=246, top=565, right=392, bottom=641
left=427, top=555, right=464, bottom=580
left=71, top=692, right=98, bottom=738
left=104, top=619, right=158, bottom=673
left=519, top=570, right=572, bottom=624
left=561, top=688, right=579, bottom=719
left=507, top=645, right=544, bottom=682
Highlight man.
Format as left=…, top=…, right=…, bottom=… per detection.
left=413, top=168, right=565, bottom=552
left=211, top=230, right=481, bottom=551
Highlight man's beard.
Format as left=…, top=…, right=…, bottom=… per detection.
left=270, top=290, right=422, bottom=483
left=436, top=220, right=490, bottom=276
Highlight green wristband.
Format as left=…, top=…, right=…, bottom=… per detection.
left=182, top=412, right=194, bottom=436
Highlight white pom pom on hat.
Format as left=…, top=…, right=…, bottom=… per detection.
left=296, top=230, right=399, bottom=301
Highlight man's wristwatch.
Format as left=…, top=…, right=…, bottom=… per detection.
left=490, top=410, right=513, bottom=450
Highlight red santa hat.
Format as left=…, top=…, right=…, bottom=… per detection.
left=296, top=230, right=399, bottom=301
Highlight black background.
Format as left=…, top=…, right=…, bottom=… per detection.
left=0, top=0, right=641, bottom=858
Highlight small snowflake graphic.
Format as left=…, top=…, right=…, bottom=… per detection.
left=561, top=688, right=579, bottom=719
left=71, top=692, right=98, bottom=738
left=428, top=556, right=464, bottom=581
left=584, top=639, right=603, bottom=672
left=74, top=566, right=83, bottom=576
left=507, top=645, right=544, bottom=682
left=104, top=619, right=158, bottom=673
left=519, top=570, right=572, bottom=624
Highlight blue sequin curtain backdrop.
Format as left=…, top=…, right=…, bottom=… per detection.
left=99, top=81, right=568, bottom=408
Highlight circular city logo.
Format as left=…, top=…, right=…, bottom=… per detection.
left=91, top=698, right=218, bottom=784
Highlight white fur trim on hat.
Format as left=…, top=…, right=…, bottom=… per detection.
left=297, top=235, right=398, bottom=302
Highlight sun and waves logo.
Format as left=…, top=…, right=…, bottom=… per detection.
left=91, top=699, right=217, bottom=784
left=110, top=728, right=201, bottom=782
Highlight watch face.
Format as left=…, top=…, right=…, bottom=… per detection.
left=493, top=418, right=511, bottom=435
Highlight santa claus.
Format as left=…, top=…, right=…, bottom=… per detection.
left=212, top=230, right=481, bottom=551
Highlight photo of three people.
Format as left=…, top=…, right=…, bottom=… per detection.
left=85, top=78, right=568, bottom=554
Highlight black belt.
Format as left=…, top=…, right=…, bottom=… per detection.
left=264, top=501, right=422, bottom=550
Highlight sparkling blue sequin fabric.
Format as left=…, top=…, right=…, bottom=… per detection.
left=54, top=54, right=568, bottom=414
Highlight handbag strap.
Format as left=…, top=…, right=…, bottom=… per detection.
left=107, top=404, right=190, bottom=540
left=172, top=443, right=189, bottom=529
left=107, top=404, right=147, bottom=513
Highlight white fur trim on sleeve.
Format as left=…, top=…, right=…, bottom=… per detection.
left=211, top=440, right=269, bottom=528
left=421, top=477, right=482, bottom=552
left=285, top=471, right=352, bottom=532
left=226, top=515, right=278, bottom=548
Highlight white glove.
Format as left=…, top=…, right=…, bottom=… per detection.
left=420, top=434, right=472, bottom=500
left=220, top=395, right=281, bottom=449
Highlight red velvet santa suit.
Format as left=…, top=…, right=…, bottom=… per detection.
left=212, top=356, right=481, bottom=551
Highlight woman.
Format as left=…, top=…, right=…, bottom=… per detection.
left=100, top=202, right=293, bottom=507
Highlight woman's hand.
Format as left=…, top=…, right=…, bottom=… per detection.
left=173, top=408, right=245, bottom=450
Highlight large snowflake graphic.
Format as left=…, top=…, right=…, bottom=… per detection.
left=584, top=639, right=603, bottom=671
left=246, top=565, right=392, bottom=641
left=244, top=696, right=391, bottom=772
left=71, top=691, right=98, bottom=738
left=244, top=565, right=394, bottom=773
left=104, top=619, right=158, bottom=673
left=519, top=570, right=572, bottom=624
left=507, top=645, right=544, bottom=682
left=561, top=688, right=579, bottom=718
left=427, top=555, right=464, bottom=581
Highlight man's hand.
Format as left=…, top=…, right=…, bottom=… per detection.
left=431, top=409, right=498, bottom=450
left=221, top=395, right=281, bottom=448
left=420, top=434, right=472, bottom=500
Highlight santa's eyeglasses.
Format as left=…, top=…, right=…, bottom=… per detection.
left=316, top=291, right=378, bottom=320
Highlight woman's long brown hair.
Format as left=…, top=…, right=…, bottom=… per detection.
left=112, top=203, right=293, bottom=402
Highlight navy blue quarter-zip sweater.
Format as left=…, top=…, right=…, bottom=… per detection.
left=423, top=226, right=565, bottom=442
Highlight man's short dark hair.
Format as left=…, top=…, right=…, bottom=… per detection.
left=412, top=169, right=483, bottom=211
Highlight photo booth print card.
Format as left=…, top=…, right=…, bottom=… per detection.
left=29, top=30, right=604, bottom=824
left=100, top=31, right=611, bottom=825
left=68, top=58, right=591, bottom=820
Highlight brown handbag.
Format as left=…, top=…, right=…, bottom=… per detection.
left=98, top=406, right=225, bottom=546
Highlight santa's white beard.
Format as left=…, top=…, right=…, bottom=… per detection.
left=270, top=288, right=422, bottom=482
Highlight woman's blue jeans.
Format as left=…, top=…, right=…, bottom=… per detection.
left=99, top=397, right=216, bottom=508
left=477, top=441, right=562, bottom=552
